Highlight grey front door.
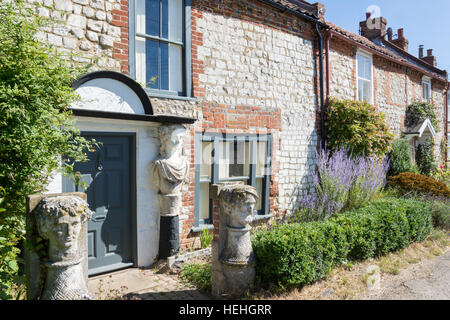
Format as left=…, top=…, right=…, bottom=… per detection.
left=63, top=133, right=135, bottom=275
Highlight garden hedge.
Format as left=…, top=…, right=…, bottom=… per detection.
left=252, top=198, right=433, bottom=288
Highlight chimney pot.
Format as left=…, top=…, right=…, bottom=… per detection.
left=427, top=49, right=433, bottom=57
left=419, top=45, right=424, bottom=58
left=398, top=28, right=404, bottom=39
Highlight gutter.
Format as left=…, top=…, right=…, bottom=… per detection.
left=257, top=0, right=328, bottom=28
left=446, top=82, right=449, bottom=164
left=315, top=23, right=326, bottom=147
left=329, top=30, right=447, bottom=83
left=257, top=0, right=329, bottom=147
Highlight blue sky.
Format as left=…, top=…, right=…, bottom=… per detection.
left=319, top=0, right=450, bottom=73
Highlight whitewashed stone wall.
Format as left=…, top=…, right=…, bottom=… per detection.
left=375, top=69, right=406, bottom=136
left=432, top=86, right=446, bottom=162
left=29, top=0, right=123, bottom=70
left=329, top=49, right=355, bottom=100
left=195, top=12, right=319, bottom=214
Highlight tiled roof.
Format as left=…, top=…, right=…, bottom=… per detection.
left=269, top=0, right=318, bottom=18
left=327, top=21, right=448, bottom=82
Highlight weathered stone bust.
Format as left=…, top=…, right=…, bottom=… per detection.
left=151, top=124, right=189, bottom=216
left=219, top=184, right=258, bottom=265
left=212, top=184, right=258, bottom=299
left=34, top=196, right=93, bottom=300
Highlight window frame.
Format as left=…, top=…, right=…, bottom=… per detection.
left=422, top=76, right=432, bottom=103
left=193, top=132, right=272, bottom=231
left=129, top=0, right=192, bottom=99
left=356, top=50, right=374, bottom=103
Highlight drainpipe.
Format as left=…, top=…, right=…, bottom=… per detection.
left=446, top=81, right=449, bottom=165
left=315, top=22, right=326, bottom=148
left=325, top=32, right=331, bottom=106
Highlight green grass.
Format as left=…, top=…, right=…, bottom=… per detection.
left=179, top=263, right=211, bottom=292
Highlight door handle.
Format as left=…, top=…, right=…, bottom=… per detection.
left=92, top=215, right=106, bottom=222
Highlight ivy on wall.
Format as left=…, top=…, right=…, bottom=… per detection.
left=406, top=101, right=438, bottom=132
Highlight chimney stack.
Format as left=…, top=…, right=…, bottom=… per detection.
left=390, top=28, right=409, bottom=51
left=360, top=13, right=387, bottom=40
left=420, top=47, right=437, bottom=67
left=312, top=2, right=326, bottom=21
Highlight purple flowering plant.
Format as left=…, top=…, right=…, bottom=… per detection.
left=295, top=146, right=390, bottom=222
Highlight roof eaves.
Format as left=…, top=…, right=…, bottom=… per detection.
left=258, top=0, right=321, bottom=21
left=382, top=40, right=448, bottom=78
left=327, top=22, right=447, bottom=82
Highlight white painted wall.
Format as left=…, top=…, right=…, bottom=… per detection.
left=72, top=78, right=146, bottom=115
left=46, top=117, right=162, bottom=267
left=45, top=77, right=163, bottom=267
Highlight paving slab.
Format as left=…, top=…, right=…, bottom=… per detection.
left=88, top=267, right=211, bottom=300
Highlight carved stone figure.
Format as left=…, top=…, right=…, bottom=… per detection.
left=34, top=196, right=93, bottom=300
left=212, top=184, right=258, bottom=299
left=151, top=124, right=189, bottom=216
left=151, top=124, right=189, bottom=258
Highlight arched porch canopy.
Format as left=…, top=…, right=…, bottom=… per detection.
left=71, top=71, right=195, bottom=124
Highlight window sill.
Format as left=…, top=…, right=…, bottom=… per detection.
left=191, top=224, right=214, bottom=233
left=145, top=91, right=197, bottom=102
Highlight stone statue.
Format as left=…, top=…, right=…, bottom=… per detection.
left=151, top=124, right=189, bottom=216
left=219, top=185, right=258, bottom=265
left=34, top=196, right=93, bottom=300
left=151, top=124, right=189, bottom=258
left=212, top=184, right=258, bottom=299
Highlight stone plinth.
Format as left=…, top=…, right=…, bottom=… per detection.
left=25, top=193, right=92, bottom=300
left=211, top=184, right=258, bottom=299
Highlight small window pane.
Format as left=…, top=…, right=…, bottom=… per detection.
left=135, top=0, right=147, bottom=34
left=423, top=82, right=431, bottom=101
left=161, top=0, right=169, bottom=38
left=160, top=42, right=169, bottom=90
left=169, top=44, right=183, bottom=92
left=358, top=79, right=371, bottom=102
left=219, top=140, right=250, bottom=179
left=200, top=142, right=212, bottom=180
left=199, top=183, right=210, bottom=221
left=256, top=142, right=267, bottom=176
left=357, top=54, right=371, bottom=81
left=145, top=39, right=159, bottom=89
left=219, top=141, right=230, bottom=179
left=255, top=178, right=263, bottom=211
left=169, top=0, right=183, bottom=42
left=135, top=37, right=146, bottom=86
left=144, top=0, right=160, bottom=36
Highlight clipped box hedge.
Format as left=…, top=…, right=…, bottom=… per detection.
left=252, top=198, right=432, bottom=288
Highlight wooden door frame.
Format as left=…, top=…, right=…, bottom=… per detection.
left=62, top=131, right=137, bottom=274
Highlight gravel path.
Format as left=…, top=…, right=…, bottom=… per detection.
left=364, top=250, right=450, bottom=300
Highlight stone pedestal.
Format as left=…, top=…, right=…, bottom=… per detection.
left=151, top=125, right=188, bottom=259
left=211, top=184, right=258, bottom=299
left=159, top=214, right=180, bottom=259
left=25, top=193, right=93, bottom=300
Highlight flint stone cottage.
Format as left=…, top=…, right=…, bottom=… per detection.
left=34, top=0, right=448, bottom=275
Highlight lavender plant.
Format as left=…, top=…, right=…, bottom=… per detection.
left=294, top=147, right=389, bottom=222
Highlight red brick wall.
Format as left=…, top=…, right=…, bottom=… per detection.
left=177, top=0, right=321, bottom=248
left=111, top=0, right=129, bottom=74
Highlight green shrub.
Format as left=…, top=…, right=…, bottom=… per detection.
left=0, top=1, right=92, bottom=298
left=388, top=138, right=413, bottom=176
left=416, top=139, right=437, bottom=176
left=252, top=198, right=432, bottom=289
left=387, top=172, right=449, bottom=198
left=406, top=101, right=438, bottom=131
left=429, top=200, right=450, bottom=230
left=179, top=263, right=211, bottom=292
left=325, top=98, right=394, bottom=157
